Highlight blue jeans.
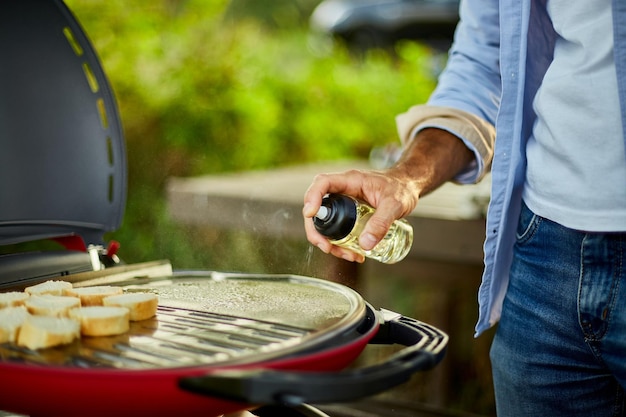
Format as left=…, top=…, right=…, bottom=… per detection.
left=490, top=202, right=626, bottom=416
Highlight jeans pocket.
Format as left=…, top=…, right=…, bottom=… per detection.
left=516, top=201, right=542, bottom=245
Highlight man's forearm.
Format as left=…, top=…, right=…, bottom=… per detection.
left=389, top=127, right=475, bottom=198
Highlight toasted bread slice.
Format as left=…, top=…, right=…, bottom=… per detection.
left=64, top=286, right=124, bottom=306
left=0, top=306, right=30, bottom=343
left=103, top=293, right=158, bottom=321
left=25, top=280, right=73, bottom=296
left=25, top=295, right=81, bottom=318
left=0, top=291, right=30, bottom=308
left=69, top=306, right=130, bottom=337
left=17, top=315, right=80, bottom=350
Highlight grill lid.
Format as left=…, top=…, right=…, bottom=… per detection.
left=0, top=0, right=126, bottom=247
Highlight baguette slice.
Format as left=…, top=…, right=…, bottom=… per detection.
left=25, top=295, right=81, bottom=318
left=103, top=293, right=158, bottom=321
left=17, top=315, right=80, bottom=350
left=0, top=306, right=30, bottom=343
left=25, top=280, right=73, bottom=296
left=64, top=286, right=123, bottom=306
left=69, top=306, right=129, bottom=337
left=0, top=291, right=30, bottom=308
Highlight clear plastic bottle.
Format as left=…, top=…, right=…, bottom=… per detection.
left=313, top=193, right=413, bottom=264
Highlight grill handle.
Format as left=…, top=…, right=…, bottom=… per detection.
left=178, top=309, right=448, bottom=406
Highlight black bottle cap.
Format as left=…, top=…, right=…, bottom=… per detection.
left=313, top=194, right=357, bottom=240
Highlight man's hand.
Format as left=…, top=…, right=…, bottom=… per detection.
left=302, top=128, right=474, bottom=262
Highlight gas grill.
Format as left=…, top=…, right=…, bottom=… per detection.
left=0, top=1, right=448, bottom=416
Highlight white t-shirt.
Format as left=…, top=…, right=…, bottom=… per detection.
left=523, top=0, right=626, bottom=232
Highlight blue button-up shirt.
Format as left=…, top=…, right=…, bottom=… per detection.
left=424, top=0, right=626, bottom=335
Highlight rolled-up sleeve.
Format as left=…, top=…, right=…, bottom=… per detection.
left=396, top=105, right=495, bottom=183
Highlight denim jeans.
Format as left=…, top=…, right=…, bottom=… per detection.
left=490, top=201, right=626, bottom=416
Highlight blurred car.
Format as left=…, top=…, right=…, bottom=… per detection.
left=310, top=0, right=460, bottom=50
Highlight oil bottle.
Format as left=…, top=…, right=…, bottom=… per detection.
left=313, top=193, right=413, bottom=264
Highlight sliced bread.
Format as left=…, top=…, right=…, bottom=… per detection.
left=25, top=280, right=73, bottom=296
left=25, top=295, right=81, bottom=318
left=0, top=291, right=30, bottom=308
left=0, top=306, right=30, bottom=343
left=69, top=306, right=130, bottom=337
left=17, top=315, right=80, bottom=350
left=64, top=286, right=123, bottom=306
left=103, top=293, right=158, bottom=321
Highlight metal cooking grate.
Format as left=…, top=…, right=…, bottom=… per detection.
left=0, top=304, right=312, bottom=370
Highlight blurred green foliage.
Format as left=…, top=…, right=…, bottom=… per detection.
left=63, top=0, right=440, bottom=267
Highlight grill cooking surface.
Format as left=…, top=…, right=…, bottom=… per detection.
left=0, top=304, right=313, bottom=369
left=0, top=273, right=367, bottom=370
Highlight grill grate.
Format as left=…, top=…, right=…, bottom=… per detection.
left=0, top=304, right=312, bottom=370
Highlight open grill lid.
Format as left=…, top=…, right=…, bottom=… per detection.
left=0, top=0, right=126, bottom=248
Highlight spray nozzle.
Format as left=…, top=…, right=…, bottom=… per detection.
left=315, top=205, right=330, bottom=220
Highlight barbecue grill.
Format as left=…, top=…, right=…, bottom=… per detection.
left=0, top=1, right=448, bottom=416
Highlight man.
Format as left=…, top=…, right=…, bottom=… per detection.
left=302, top=0, right=626, bottom=415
